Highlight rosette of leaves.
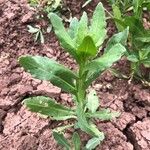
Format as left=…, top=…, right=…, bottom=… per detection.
left=108, top=0, right=150, bottom=84
left=19, top=2, right=128, bottom=149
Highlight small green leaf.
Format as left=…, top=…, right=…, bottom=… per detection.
left=86, top=109, right=120, bottom=121
left=90, top=2, right=106, bottom=47
left=105, top=27, right=129, bottom=52
left=127, top=54, right=139, bottom=62
left=39, top=30, right=44, bottom=44
left=19, top=55, right=77, bottom=94
left=86, top=136, right=104, bottom=150
left=77, top=36, right=97, bottom=61
left=68, top=17, right=79, bottom=40
left=49, top=13, right=78, bottom=60
left=85, top=44, right=126, bottom=87
left=76, top=105, right=103, bottom=137
left=143, top=60, right=150, bottom=67
left=87, top=90, right=99, bottom=113
left=27, top=25, right=39, bottom=33
left=53, top=132, right=71, bottom=150
left=135, top=36, right=150, bottom=43
left=112, top=4, right=123, bottom=31
left=76, top=12, right=88, bottom=47
left=24, top=96, right=75, bottom=120
left=72, top=132, right=81, bottom=150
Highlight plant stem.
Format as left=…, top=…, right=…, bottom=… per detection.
left=76, top=63, right=86, bottom=107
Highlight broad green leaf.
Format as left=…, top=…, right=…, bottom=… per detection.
left=24, top=96, right=75, bottom=120
left=89, top=2, right=106, bottom=47
left=68, top=17, right=79, bottom=40
left=86, top=137, right=104, bottom=150
left=53, top=132, right=71, bottom=150
left=127, top=54, right=139, bottom=62
left=105, top=27, right=129, bottom=52
left=86, top=109, right=120, bottom=121
left=76, top=104, right=104, bottom=137
left=19, top=55, right=77, bottom=94
left=85, top=44, right=126, bottom=87
left=77, top=36, right=97, bottom=61
left=87, top=90, right=99, bottom=113
left=76, top=12, right=88, bottom=47
left=112, top=4, right=123, bottom=31
left=49, top=13, right=78, bottom=60
left=72, top=132, right=81, bottom=150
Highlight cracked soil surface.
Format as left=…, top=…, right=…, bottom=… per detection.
left=0, top=0, right=150, bottom=149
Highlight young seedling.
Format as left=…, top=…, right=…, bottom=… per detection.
left=27, top=25, right=45, bottom=43
left=108, top=0, right=150, bottom=85
left=19, top=2, right=128, bottom=149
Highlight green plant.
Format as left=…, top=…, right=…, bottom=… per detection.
left=19, top=3, right=128, bottom=149
left=108, top=0, right=150, bottom=84
left=27, top=25, right=45, bottom=43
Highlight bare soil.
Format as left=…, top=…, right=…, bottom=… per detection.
left=0, top=0, right=150, bottom=150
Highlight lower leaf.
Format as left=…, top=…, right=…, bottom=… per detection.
left=86, top=109, right=120, bottom=121
left=23, top=96, right=76, bottom=120
left=86, top=136, right=104, bottom=150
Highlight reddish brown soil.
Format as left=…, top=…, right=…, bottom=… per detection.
left=0, top=0, right=150, bottom=150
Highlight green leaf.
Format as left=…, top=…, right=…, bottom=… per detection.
left=85, top=44, right=126, bottom=87
left=127, top=54, right=139, bottom=62
left=49, top=13, right=78, bottom=60
left=68, top=17, right=79, bottom=40
left=53, top=132, right=71, bottom=150
left=24, top=96, right=75, bottom=120
left=86, top=137, right=104, bottom=150
left=39, top=30, right=44, bottom=44
left=135, top=36, right=150, bottom=43
left=77, top=36, right=97, bottom=61
left=76, top=104, right=104, bottom=137
left=76, top=12, right=88, bottom=47
left=27, top=25, right=39, bottom=33
left=72, top=132, right=81, bottom=150
left=105, top=27, right=129, bottom=52
left=87, top=90, right=99, bottom=113
left=89, top=2, right=106, bottom=47
left=86, top=109, right=120, bottom=121
left=143, top=60, right=150, bottom=67
left=112, top=4, right=123, bottom=31
left=19, top=55, right=77, bottom=94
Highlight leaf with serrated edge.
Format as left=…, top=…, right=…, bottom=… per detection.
left=19, top=55, right=77, bottom=94
left=53, top=132, right=71, bottom=150
left=24, top=96, right=75, bottom=120
left=86, top=109, right=120, bottom=121
left=76, top=104, right=104, bottom=137
left=49, top=13, right=77, bottom=60
left=87, top=90, right=99, bottom=113
left=76, top=12, right=88, bottom=47
left=85, top=43, right=126, bottom=88
left=105, top=27, right=129, bottom=52
left=90, top=2, right=106, bottom=47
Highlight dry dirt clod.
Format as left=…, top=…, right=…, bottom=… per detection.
left=127, top=118, right=150, bottom=150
